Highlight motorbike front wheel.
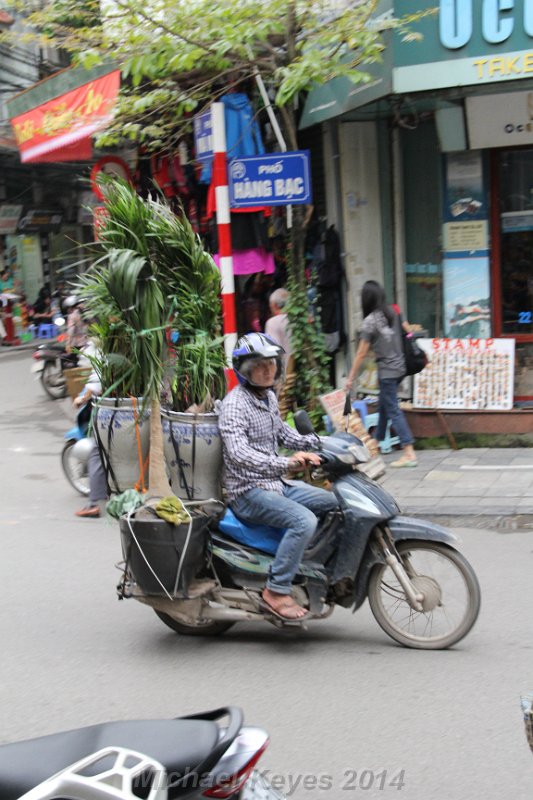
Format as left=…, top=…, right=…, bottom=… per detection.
left=61, top=440, right=90, bottom=496
left=154, top=610, right=235, bottom=637
left=368, top=540, right=480, bottom=650
left=41, top=361, right=67, bottom=399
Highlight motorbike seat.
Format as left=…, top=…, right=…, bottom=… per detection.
left=218, top=507, right=336, bottom=558
left=0, top=718, right=219, bottom=800
left=219, top=508, right=284, bottom=555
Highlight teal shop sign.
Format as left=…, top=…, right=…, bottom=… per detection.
left=394, top=0, right=533, bottom=92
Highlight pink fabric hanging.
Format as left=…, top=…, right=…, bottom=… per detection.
left=214, top=248, right=275, bottom=276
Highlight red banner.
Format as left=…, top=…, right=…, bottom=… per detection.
left=11, top=70, right=120, bottom=163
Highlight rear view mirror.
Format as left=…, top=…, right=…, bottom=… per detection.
left=293, top=409, right=314, bottom=435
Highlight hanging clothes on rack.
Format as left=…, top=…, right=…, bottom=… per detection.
left=199, top=92, right=265, bottom=184
left=201, top=90, right=275, bottom=277
left=210, top=211, right=275, bottom=276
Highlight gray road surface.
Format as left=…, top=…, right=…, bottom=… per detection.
left=1, top=350, right=532, bottom=799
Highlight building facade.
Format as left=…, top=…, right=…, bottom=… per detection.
left=302, top=0, right=533, bottom=399
left=0, top=12, right=91, bottom=306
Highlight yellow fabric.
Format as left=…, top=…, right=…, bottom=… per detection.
left=154, top=495, right=190, bottom=525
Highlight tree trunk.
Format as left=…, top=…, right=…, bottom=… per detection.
left=148, top=396, right=173, bottom=498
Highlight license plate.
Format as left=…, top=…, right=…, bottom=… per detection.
left=31, top=362, right=44, bottom=374
left=241, top=771, right=287, bottom=800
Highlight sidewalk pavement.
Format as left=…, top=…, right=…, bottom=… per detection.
left=379, top=447, right=533, bottom=530
left=3, top=342, right=532, bottom=529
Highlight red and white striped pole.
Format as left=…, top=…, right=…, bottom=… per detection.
left=211, top=102, right=238, bottom=390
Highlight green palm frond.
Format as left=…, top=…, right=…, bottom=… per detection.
left=76, top=178, right=225, bottom=410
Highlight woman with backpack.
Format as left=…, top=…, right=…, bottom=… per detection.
left=345, top=280, right=417, bottom=468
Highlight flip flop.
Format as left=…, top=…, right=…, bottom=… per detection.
left=390, top=458, right=418, bottom=468
left=259, top=595, right=310, bottom=621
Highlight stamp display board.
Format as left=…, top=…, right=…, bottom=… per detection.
left=413, top=338, right=515, bottom=411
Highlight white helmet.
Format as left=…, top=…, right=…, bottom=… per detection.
left=64, top=294, right=79, bottom=309
left=232, top=332, right=285, bottom=388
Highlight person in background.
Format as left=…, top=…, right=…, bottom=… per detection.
left=53, top=281, right=68, bottom=315
left=73, top=341, right=107, bottom=518
left=64, top=295, right=88, bottom=353
left=0, top=270, right=12, bottom=341
left=0, top=269, right=14, bottom=292
left=31, top=287, right=54, bottom=325
left=345, top=280, right=417, bottom=468
left=264, top=288, right=292, bottom=367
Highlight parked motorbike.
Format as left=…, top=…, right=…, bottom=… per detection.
left=0, top=706, right=285, bottom=800
left=31, top=317, right=78, bottom=399
left=62, top=401, right=92, bottom=496
left=118, top=410, right=481, bottom=650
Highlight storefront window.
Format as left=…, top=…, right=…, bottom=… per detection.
left=498, top=149, right=533, bottom=335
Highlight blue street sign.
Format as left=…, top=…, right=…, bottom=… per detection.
left=228, top=151, right=312, bottom=208
left=193, top=110, right=213, bottom=162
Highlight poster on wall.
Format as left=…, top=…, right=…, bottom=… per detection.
left=413, top=338, right=515, bottom=411
left=443, top=256, right=491, bottom=338
left=442, top=152, right=491, bottom=338
left=5, top=234, right=43, bottom=305
left=444, top=152, right=486, bottom=223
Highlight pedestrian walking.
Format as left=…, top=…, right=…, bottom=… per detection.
left=264, top=288, right=292, bottom=367
left=345, top=280, right=417, bottom=467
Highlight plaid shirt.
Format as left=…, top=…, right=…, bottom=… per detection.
left=218, top=384, right=316, bottom=501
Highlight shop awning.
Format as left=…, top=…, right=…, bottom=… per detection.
left=299, top=58, right=392, bottom=129
left=7, top=64, right=120, bottom=163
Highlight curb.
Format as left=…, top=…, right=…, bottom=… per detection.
left=0, top=340, right=53, bottom=356
left=408, top=512, right=533, bottom=531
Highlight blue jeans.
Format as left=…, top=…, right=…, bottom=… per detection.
left=377, top=377, right=414, bottom=447
left=231, top=482, right=339, bottom=594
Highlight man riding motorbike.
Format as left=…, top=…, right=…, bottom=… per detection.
left=218, top=332, right=339, bottom=620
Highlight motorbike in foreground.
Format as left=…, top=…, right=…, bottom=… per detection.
left=118, top=411, right=481, bottom=650
left=0, top=706, right=284, bottom=800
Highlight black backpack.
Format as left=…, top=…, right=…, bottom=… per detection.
left=400, top=322, right=428, bottom=376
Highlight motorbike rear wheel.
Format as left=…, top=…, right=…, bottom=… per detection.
left=368, top=540, right=480, bottom=650
left=61, top=440, right=90, bottom=496
left=154, top=610, right=235, bottom=636
left=41, top=361, right=67, bottom=399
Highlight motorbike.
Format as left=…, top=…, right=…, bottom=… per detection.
left=118, top=410, right=481, bottom=650
left=62, top=401, right=92, bottom=497
left=0, top=706, right=285, bottom=800
left=31, top=316, right=78, bottom=400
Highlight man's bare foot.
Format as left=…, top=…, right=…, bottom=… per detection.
left=261, top=588, right=308, bottom=620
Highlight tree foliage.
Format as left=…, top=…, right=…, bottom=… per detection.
left=5, top=0, right=433, bottom=152
left=5, top=0, right=433, bottom=409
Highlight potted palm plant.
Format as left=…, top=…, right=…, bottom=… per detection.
left=78, top=179, right=226, bottom=500
left=77, top=182, right=170, bottom=495
left=160, top=220, right=227, bottom=502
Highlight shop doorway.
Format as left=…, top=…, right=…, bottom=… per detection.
left=494, top=148, right=533, bottom=336
left=493, top=149, right=533, bottom=399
